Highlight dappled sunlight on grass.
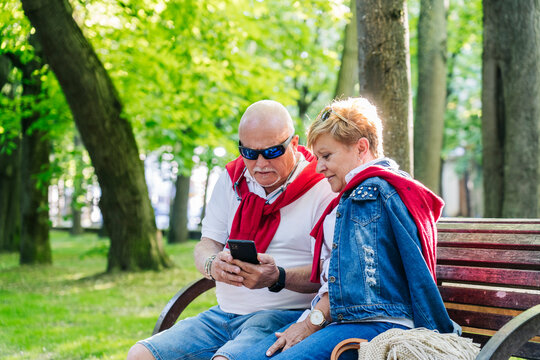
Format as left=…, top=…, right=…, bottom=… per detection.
left=92, top=281, right=116, bottom=291
left=63, top=273, right=86, bottom=281
left=0, top=231, right=216, bottom=359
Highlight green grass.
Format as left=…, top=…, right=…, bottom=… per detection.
left=0, top=231, right=216, bottom=360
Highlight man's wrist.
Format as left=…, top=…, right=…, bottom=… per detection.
left=268, top=266, right=286, bottom=292
left=204, top=255, right=217, bottom=280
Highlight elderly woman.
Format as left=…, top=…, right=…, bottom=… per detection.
left=236, top=97, right=459, bottom=360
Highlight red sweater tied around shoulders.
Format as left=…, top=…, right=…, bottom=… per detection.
left=310, top=166, right=444, bottom=283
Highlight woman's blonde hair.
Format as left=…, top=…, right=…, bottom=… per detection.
left=306, top=97, right=384, bottom=158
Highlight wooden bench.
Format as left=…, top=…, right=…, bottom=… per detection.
left=152, top=218, right=540, bottom=359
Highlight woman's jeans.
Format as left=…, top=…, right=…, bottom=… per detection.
left=235, top=321, right=408, bottom=360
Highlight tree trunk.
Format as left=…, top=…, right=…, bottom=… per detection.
left=21, top=0, right=171, bottom=270
left=356, top=0, right=413, bottom=173
left=0, top=142, right=21, bottom=252
left=296, top=83, right=320, bottom=126
left=198, top=166, right=212, bottom=228
left=458, top=172, right=471, bottom=217
left=70, top=134, right=83, bottom=235
left=0, top=56, right=21, bottom=253
left=18, top=54, right=51, bottom=265
left=482, top=0, right=540, bottom=218
left=414, top=0, right=447, bottom=194
left=20, top=117, right=51, bottom=264
left=168, top=173, right=190, bottom=243
left=70, top=195, right=83, bottom=235
left=335, top=0, right=359, bottom=99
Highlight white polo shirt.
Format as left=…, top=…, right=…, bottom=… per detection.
left=201, top=156, right=336, bottom=315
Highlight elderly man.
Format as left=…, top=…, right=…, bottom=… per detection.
left=127, top=100, right=335, bottom=360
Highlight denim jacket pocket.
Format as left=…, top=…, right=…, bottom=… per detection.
left=349, top=185, right=381, bottom=226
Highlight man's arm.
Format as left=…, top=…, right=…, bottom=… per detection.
left=235, top=255, right=320, bottom=293
left=284, top=264, right=320, bottom=293
left=194, top=237, right=244, bottom=287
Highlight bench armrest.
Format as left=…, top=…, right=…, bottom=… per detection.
left=476, top=304, right=540, bottom=360
left=330, top=338, right=368, bottom=360
left=152, top=277, right=216, bottom=335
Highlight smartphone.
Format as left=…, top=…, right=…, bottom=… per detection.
left=227, top=239, right=259, bottom=264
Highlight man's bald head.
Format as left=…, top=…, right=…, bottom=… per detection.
left=238, top=100, right=294, bottom=139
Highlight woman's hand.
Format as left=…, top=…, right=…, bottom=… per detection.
left=265, top=320, right=320, bottom=357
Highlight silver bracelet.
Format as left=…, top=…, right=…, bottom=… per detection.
left=204, top=255, right=217, bottom=280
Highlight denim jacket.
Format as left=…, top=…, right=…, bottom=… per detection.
left=327, top=162, right=460, bottom=334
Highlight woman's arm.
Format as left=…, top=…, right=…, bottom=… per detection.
left=265, top=293, right=331, bottom=356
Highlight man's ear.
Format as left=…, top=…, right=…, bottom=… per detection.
left=291, top=134, right=300, bottom=151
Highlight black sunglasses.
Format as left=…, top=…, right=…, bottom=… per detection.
left=238, top=133, right=294, bottom=160
left=319, top=106, right=361, bottom=132
left=320, top=106, right=350, bottom=123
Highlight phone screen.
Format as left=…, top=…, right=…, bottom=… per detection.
left=228, top=239, right=259, bottom=264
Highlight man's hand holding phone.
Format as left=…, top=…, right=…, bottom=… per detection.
left=209, top=250, right=244, bottom=287
left=227, top=240, right=280, bottom=290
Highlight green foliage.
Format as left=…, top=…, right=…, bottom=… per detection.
left=70, top=0, right=344, bottom=169
left=443, top=0, right=482, bottom=172
left=4, top=0, right=346, bottom=205
left=0, top=0, right=28, bottom=153
left=242, top=0, right=345, bottom=131
left=0, top=231, right=216, bottom=359
left=0, top=1, right=32, bottom=56
left=408, top=0, right=419, bottom=96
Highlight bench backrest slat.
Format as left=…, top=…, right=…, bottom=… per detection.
left=437, top=265, right=539, bottom=288
left=438, top=233, right=540, bottom=250
left=438, top=247, right=540, bottom=269
left=446, top=308, right=514, bottom=331
left=438, top=286, right=539, bottom=310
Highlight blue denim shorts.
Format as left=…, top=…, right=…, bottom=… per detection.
left=139, top=305, right=304, bottom=360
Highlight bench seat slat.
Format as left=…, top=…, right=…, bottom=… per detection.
left=437, top=265, right=540, bottom=288
left=438, top=286, right=540, bottom=310
left=437, top=247, right=540, bottom=269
